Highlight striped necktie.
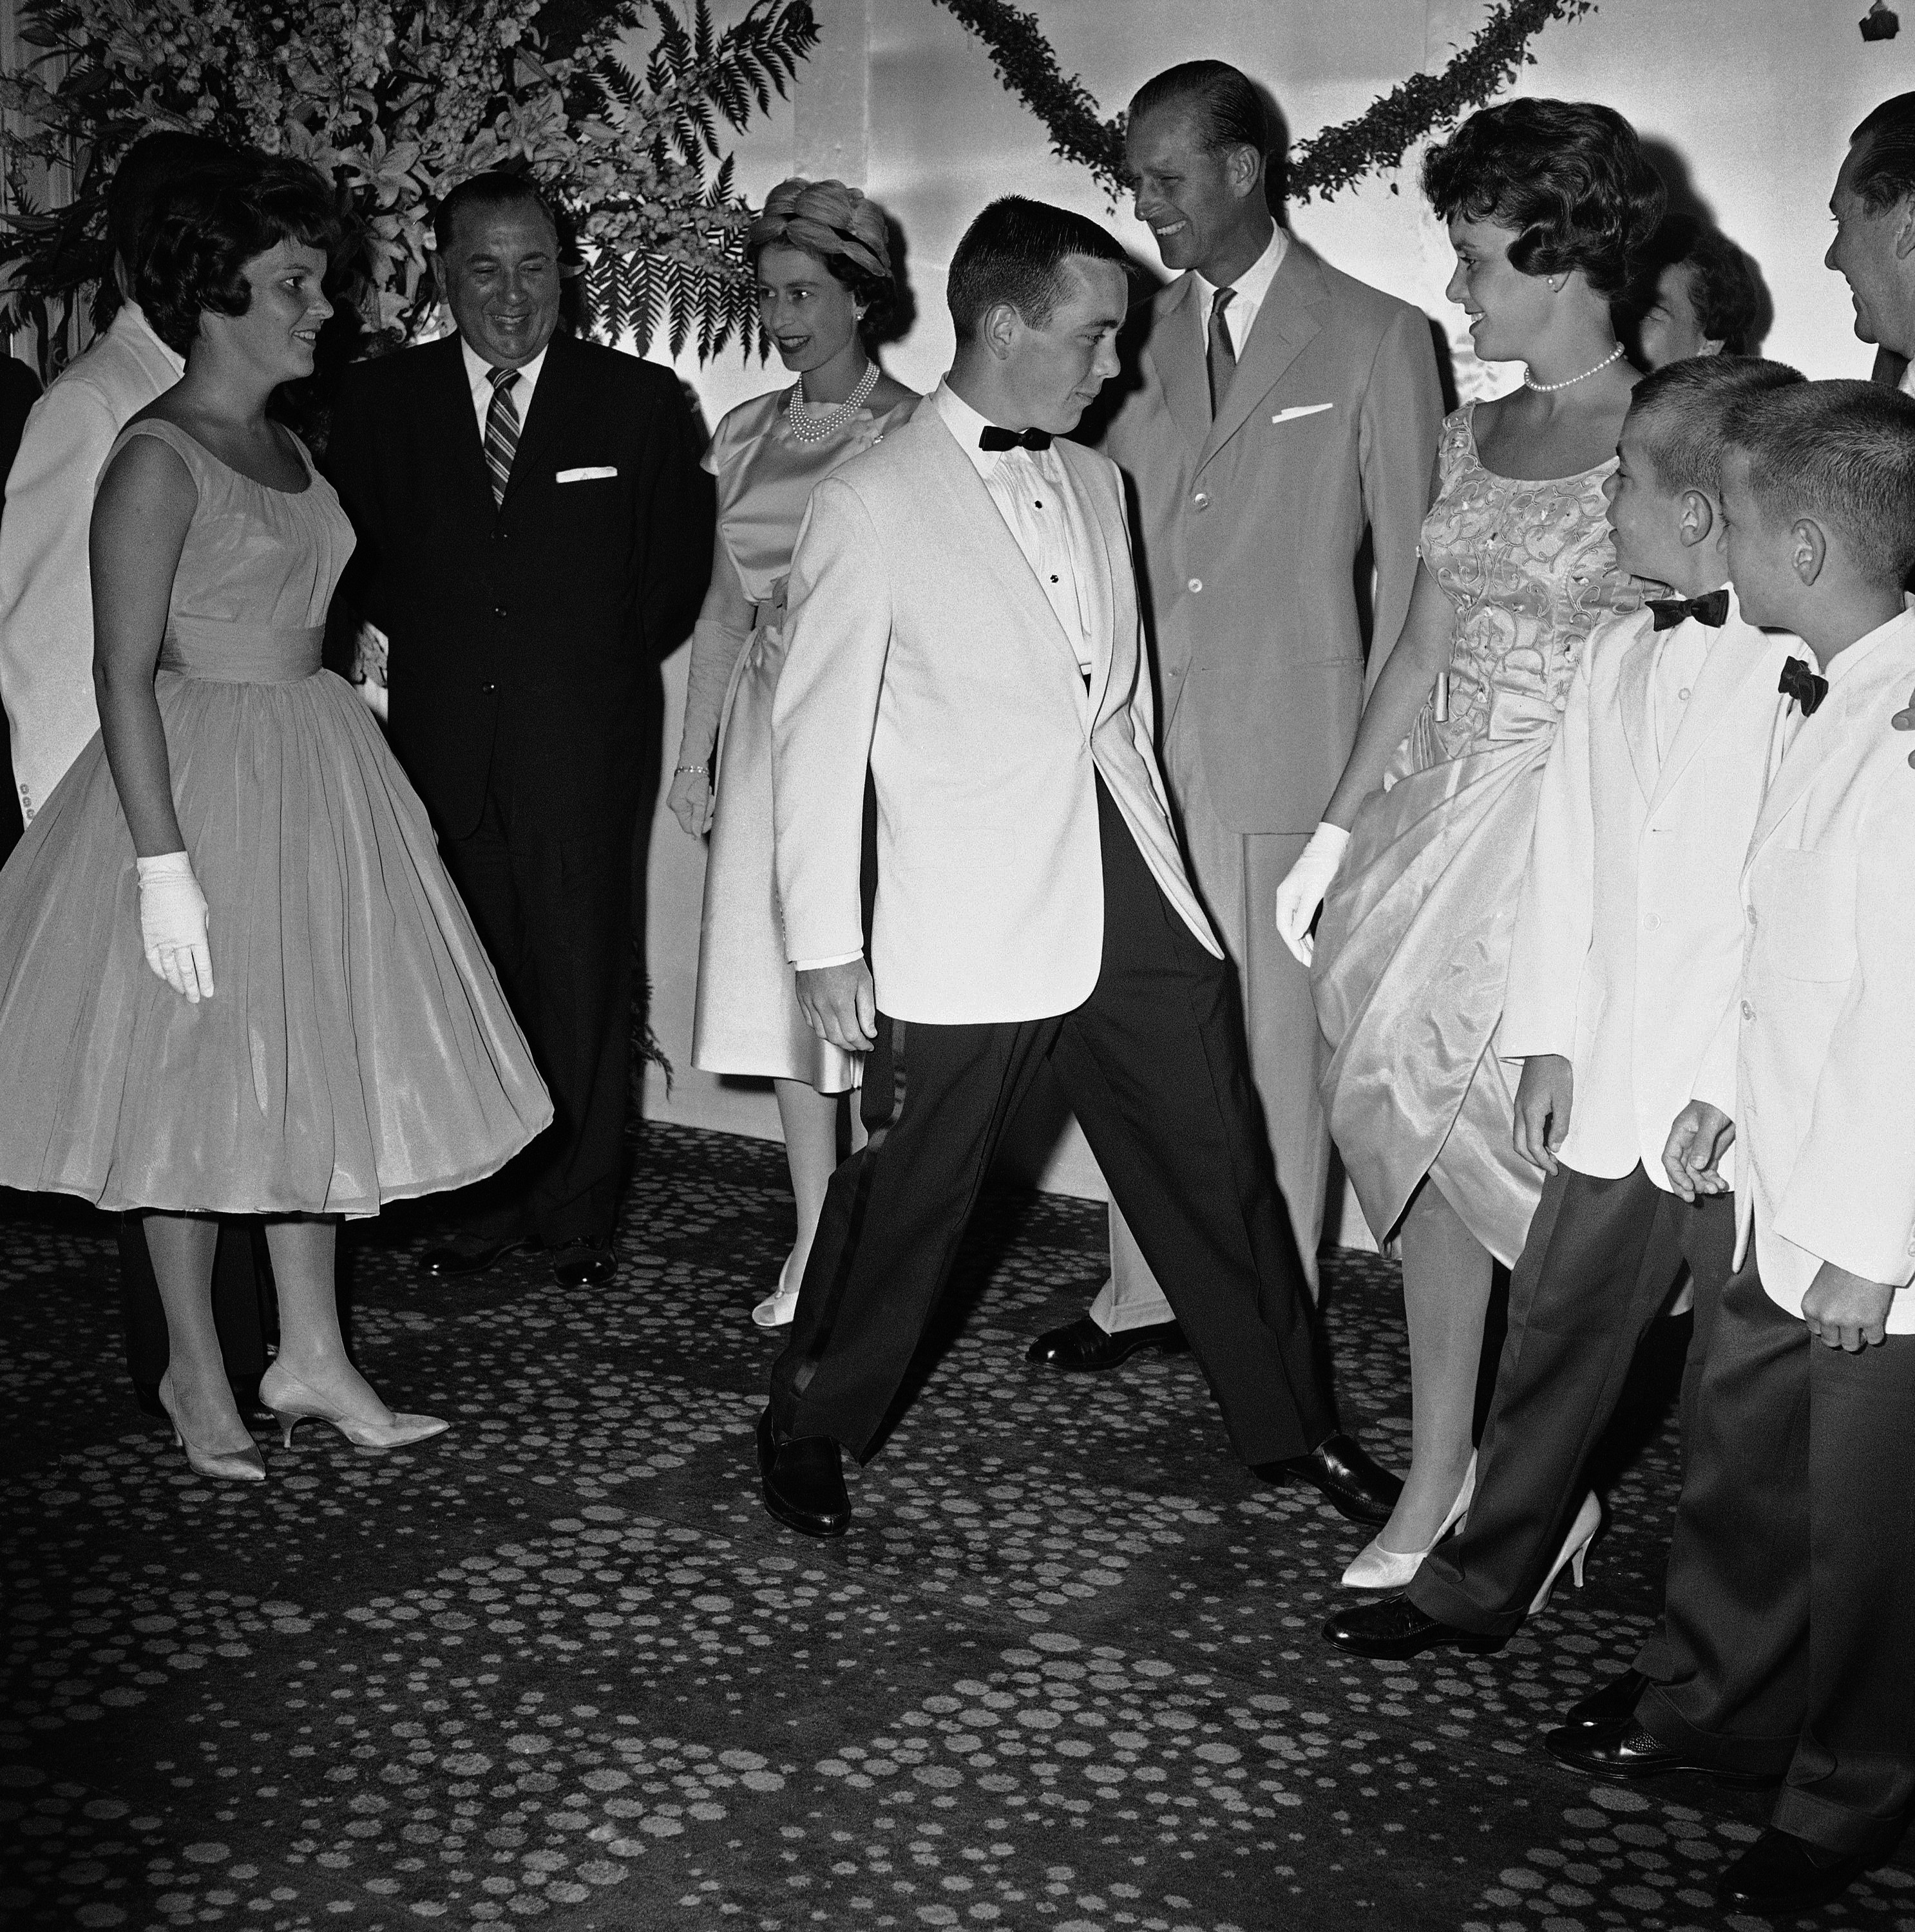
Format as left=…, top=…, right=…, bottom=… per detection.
left=484, top=365, right=521, bottom=507
left=1206, top=286, right=1237, bottom=418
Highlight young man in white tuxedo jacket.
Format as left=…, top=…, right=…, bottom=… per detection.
left=1550, top=381, right=1915, bottom=1919
left=0, top=134, right=271, bottom=1424
left=759, top=198, right=1400, bottom=1539
left=1322, top=357, right=1806, bottom=1665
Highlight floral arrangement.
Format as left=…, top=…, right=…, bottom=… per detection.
left=928, top=0, right=1598, bottom=203
left=0, top=0, right=817, bottom=377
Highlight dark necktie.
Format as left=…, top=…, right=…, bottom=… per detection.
left=1646, top=588, right=1731, bottom=630
left=1206, top=286, right=1237, bottom=418
left=1778, top=656, right=1828, bottom=717
left=978, top=424, right=1052, bottom=452
left=484, top=365, right=522, bottom=507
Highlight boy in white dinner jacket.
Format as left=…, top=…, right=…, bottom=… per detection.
left=1550, top=379, right=1915, bottom=1918
left=1324, top=356, right=1805, bottom=1662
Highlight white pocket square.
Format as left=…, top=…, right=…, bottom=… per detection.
left=557, top=466, right=618, bottom=482
left=1270, top=404, right=1335, bottom=424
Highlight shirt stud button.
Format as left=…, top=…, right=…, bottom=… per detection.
left=1188, top=577, right=1203, bottom=593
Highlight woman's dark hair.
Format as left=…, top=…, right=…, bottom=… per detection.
left=136, top=156, right=343, bottom=357
left=1643, top=214, right=1762, bottom=354
left=1422, top=99, right=1666, bottom=300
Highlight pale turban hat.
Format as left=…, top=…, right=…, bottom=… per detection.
left=750, top=178, right=893, bottom=289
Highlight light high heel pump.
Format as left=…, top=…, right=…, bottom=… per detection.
left=157, top=1371, right=267, bottom=1484
left=1529, top=1491, right=1601, bottom=1613
left=1340, top=1451, right=1476, bottom=1590
left=752, top=1251, right=802, bottom=1329
left=260, top=1363, right=450, bottom=1454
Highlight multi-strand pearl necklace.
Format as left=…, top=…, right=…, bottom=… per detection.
left=786, top=360, right=881, bottom=443
left=1523, top=343, right=1625, bottom=393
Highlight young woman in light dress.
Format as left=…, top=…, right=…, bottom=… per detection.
left=668, top=180, right=915, bottom=1328
left=1275, top=102, right=1664, bottom=1587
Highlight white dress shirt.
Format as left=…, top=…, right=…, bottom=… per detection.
left=1192, top=222, right=1289, bottom=359
left=461, top=337, right=548, bottom=439
left=1647, top=608, right=1716, bottom=765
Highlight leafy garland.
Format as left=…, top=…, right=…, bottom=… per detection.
left=927, top=0, right=1598, bottom=202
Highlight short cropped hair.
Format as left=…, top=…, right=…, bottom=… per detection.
left=137, top=156, right=342, bottom=357
left=1628, top=355, right=1803, bottom=497
left=106, top=133, right=236, bottom=283
left=435, top=173, right=558, bottom=256
left=1423, top=98, right=1666, bottom=300
left=1849, top=92, right=1915, bottom=213
left=1644, top=214, right=1762, bottom=354
left=1726, top=378, right=1915, bottom=589
left=946, top=196, right=1129, bottom=341
left=1129, top=60, right=1269, bottom=157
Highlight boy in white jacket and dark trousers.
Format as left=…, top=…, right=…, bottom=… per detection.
left=1549, top=379, right=1915, bottom=1917
left=1325, top=355, right=1804, bottom=1660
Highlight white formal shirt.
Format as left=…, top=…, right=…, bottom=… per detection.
left=1192, top=222, right=1289, bottom=359
left=461, top=337, right=548, bottom=440
left=1898, top=359, right=1915, bottom=401
left=1647, top=604, right=1718, bottom=765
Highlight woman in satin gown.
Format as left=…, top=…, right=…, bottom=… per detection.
left=1274, top=102, right=1663, bottom=1580
left=0, top=160, right=551, bottom=1480
left=668, top=180, right=915, bottom=1329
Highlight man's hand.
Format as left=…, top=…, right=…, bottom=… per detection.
left=1661, top=1101, right=1735, bottom=1201
left=1801, top=1262, right=1896, bottom=1350
left=796, top=959, right=877, bottom=1053
left=1512, top=1054, right=1574, bottom=1174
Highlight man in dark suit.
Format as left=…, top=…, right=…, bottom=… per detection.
left=327, top=173, right=712, bottom=1286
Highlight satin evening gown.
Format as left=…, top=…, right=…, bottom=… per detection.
left=1311, top=402, right=1641, bottom=1264
left=689, top=384, right=915, bottom=1092
left=0, top=419, right=551, bottom=1216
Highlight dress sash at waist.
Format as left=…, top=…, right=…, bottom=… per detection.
left=158, top=618, right=324, bottom=684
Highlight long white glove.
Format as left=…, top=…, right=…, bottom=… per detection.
left=137, top=851, right=214, bottom=1002
left=1273, top=821, right=1351, bottom=967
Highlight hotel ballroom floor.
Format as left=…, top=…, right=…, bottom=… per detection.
left=3, top=1121, right=1912, bottom=1932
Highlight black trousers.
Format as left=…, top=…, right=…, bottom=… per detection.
left=1411, top=1162, right=1735, bottom=1635
left=1635, top=1264, right=1915, bottom=1852
left=769, top=779, right=1335, bottom=1466
left=117, top=1216, right=269, bottom=1396
left=438, top=768, right=635, bottom=1249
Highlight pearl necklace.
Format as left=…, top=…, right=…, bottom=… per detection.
left=1523, top=343, right=1624, bottom=393
left=786, top=361, right=880, bottom=444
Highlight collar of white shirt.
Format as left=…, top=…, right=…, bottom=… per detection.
left=1192, top=223, right=1289, bottom=357
left=1820, top=603, right=1915, bottom=687
left=1898, top=359, right=1915, bottom=401
left=117, top=301, right=186, bottom=377
left=934, top=379, right=1049, bottom=480
left=462, top=337, right=549, bottom=435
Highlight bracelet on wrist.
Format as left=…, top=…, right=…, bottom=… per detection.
left=675, top=763, right=710, bottom=776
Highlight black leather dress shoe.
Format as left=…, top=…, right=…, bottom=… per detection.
left=549, top=1240, right=615, bottom=1287
left=1024, top=1314, right=1183, bottom=1371
left=1544, top=1723, right=1780, bottom=1788
left=1558, top=1665, right=1649, bottom=1734
left=1255, top=1432, right=1403, bottom=1526
left=756, top=1410, right=849, bottom=1537
left=1322, top=1594, right=1504, bottom=1658
left=1719, top=1826, right=1891, bottom=1913
left=415, top=1232, right=524, bottom=1280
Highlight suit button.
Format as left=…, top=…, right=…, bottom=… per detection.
left=1192, top=491, right=1209, bottom=509
left=1741, top=999, right=1755, bottom=1021
left=1188, top=577, right=1203, bottom=593
left=1643, top=913, right=1659, bottom=931
left=479, top=681, right=497, bottom=696
left=493, top=605, right=508, bottom=618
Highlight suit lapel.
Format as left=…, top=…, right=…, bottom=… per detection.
left=1056, top=440, right=1120, bottom=724
left=1201, top=240, right=1328, bottom=468
left=1616, top=625, right=1657, bottom=803
left=499, top=332, right=573, bottom=513
left=1146, top=276, right=1210, bottom=458
left=1645, top=614, right=1768, bottom=811
left=430, top=335, right=495, bottom=522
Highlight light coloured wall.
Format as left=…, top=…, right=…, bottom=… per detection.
left=642, top=0, right=1915, bottom=1208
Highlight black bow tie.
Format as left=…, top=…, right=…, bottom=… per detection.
left=1778, top=656, right=1829, bottom=717
left=978, top=424, right=1053, bottom=452
left=1647, top=589, right=1731, bottom=630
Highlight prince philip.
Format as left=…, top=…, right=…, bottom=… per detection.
left=756, top=197, right=1398, bottom=1538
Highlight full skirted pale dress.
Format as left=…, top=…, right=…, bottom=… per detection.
left=0, top=419, right=552, bottom=1217
left=689, top=385, right=915, bottom=1092
left=1311, top=402, right=1641, bottom=1265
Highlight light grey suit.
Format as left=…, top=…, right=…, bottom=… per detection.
left=1092, top=236, right=1443, bottom=1314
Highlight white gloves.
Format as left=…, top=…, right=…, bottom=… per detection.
left=137, top=851, right=214, bottom=1002
left=1273, top=821, right=1351, bottom=966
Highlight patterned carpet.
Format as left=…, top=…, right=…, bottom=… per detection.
left=3, top=1121, right=1912, bottom=1932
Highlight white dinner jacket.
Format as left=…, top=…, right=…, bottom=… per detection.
left=0, top=304, right=182, bottom=820
left=1728, top=608, right=1915, bottom=1331
left=1501, top=591, right=1795, bottom=1188
left=772, top=399, right=1220, bottom=1025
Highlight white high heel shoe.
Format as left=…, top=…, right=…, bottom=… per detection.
left=157, top=1370, right=266, bottom=1484
left=1340, top=1452, right=1477, bottom=1590
left=752, top=1251, right=801, bottom=1329
left=1529, top=1490, right=1601, bottom=1613
left=260, top=1363, right=449, bottom=1454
